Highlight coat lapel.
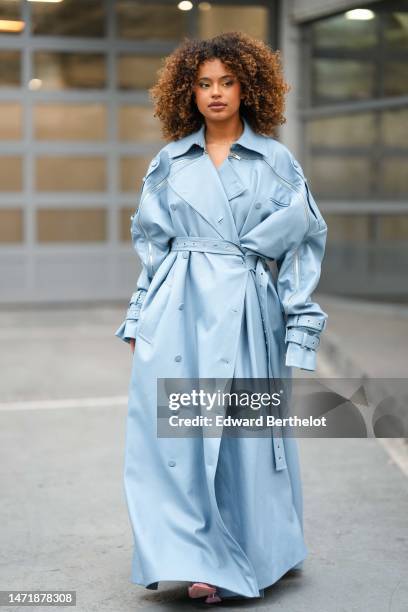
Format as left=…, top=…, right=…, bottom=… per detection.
left=167, top=153, right=241, bottom=245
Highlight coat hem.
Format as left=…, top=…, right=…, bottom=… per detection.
left=129, top=545, right=308, bottom=600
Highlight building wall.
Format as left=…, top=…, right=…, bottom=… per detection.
left=281, top=0, right=408, bottom=300
left=0, top=0, right=278, bottom=304
left=291, top=0, right=382, bottom=22
left=0, top=0, right=406, bottom=303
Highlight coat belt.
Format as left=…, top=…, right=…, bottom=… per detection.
left=170, top=236, right=266, bottom=272
left=169, top=235, right=288, bottom=472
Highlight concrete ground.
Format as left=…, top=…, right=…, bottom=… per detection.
left=0, top=294, right=407, bottom=611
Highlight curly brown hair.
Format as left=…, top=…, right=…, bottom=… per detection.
left=149, top=31, right=291, bottom=141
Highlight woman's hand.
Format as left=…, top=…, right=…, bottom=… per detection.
left=130, top=338, right=135, bottom=354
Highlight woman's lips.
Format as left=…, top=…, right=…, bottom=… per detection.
left=209, top=103, right=226, bottom=108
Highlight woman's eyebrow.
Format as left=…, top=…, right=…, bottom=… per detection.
left=198, top=74, right=235, bottom=80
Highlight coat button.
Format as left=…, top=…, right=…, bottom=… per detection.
left=168, top=460, right=176, bottom=467
left=178, top=303, right=184, bottom=310
left=221, top=358, right=229, bottom=364
left=182, top=252, right=189, bottom=259
left=175, top=355, right=182, bottom=362
left=170, top=204, right=177, bottom=211
left=255, top=202, right=261, bottom=209
left=151, top=158, right=158, bottom=168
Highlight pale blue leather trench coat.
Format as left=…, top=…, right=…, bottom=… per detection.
left=115, top=116, right=328, bottom=599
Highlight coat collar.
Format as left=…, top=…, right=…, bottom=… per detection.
left=166, top=116, right=269, bottom=159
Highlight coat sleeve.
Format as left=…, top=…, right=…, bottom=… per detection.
left=114, top=150, right=173, bottom=344
left=276, top=156, right=328, bottom=371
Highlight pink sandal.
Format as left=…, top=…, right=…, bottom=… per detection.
left=188, top=582, right=216, bottom=599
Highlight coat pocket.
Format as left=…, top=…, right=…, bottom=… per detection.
left=136, top=281, right=171, bottom=345
left=269, top=196, right=290, bottom=208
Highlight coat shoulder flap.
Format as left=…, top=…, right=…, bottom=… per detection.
left=262, top=139, right=307, bottom=192
left=142, top=148, right=171, bottom=194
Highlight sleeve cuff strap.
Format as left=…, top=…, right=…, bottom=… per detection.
left=286, top=314, right=327, bottom=332
left=285, top=327, right=320, bottom=350
left=129, top=288, right=147, bottom=306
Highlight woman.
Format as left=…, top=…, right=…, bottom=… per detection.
left=115, top=31, right=328, bottom=604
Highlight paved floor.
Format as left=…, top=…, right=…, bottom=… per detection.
left=0, top=296, right=407, bottom=611
left=317, top=294, right=408, bottom=379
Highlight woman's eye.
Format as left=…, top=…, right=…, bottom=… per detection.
left=197, top=80, right=235, bottom=88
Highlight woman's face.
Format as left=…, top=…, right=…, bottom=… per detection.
left=193, top=58, right=242, bottom=123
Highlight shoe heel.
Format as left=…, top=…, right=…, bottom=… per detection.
left=205, top=592, right=222, bottom=604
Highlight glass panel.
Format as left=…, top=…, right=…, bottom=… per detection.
left=310, top=157, right=371, bottom=199
left=0, top=103, right=22, bottom=139
left=312, top=59, right=375, bottom=103
left=116, top=1, right=188, bottom=40
left=384, top=10, right=408, bottom=48
left=312, top=12, right=377, bottom=50
left=120, top=156, right=152, bottom=191
left=120, top=207, right=134, bottom=241
left=383, top=61, right=408, bottom=97
left=0, top=50, right=20, bottom=87
left=118, top=106, right=162, bottom=142
left=378, top=215, right=408, bottom=240
left=381, top=158, right=408, bottom=198
left=0, top=0, right=23, bottom=35
left=31, top=0, right=105, bottom=37
left=0, top=156, right=22, bottom=191
left=36, top=157, right=106, bottom=191
left=34, top=103, right=107, bottom=140
left=306, top=113, right=375, bottom=147
left=382, top=108, right=408, bottom=147
left=117, top=55, right=164, bottom=90
left=33, top=52, right=106, bottom=90
left=324, top=214, right=370, bottom=242
left=198, top=4, right=268, bottom=40
left=37, top=208, right=106, bottom=242
left=0, top=208, right=23, bottom=242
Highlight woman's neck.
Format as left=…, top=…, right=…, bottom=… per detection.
left=204, top=117, right=244, bottom=145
